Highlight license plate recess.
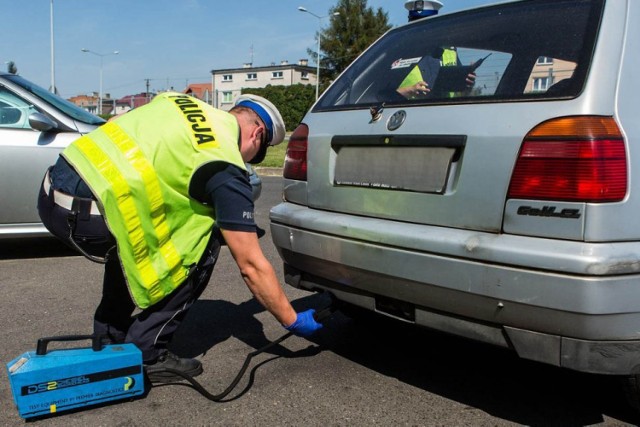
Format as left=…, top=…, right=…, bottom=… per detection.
left=332, top=134, right=465, bottom=194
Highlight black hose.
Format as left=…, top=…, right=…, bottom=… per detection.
left=150, top=304, right=335, bottom=402
left=153, top=330, right=294, bottom=401
left=66, top=212, right=114, bottom=264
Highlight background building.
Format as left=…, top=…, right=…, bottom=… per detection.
left=68, top=92, right=116, bottom=115
left=184, top=83, right=213, bottom=104
left=68, top=59, right=317, bottom=115
left=210, top=59, right=317, bottom=110
left=526, top=56, right=576, bottom=93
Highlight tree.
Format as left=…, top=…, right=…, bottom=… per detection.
left=314, top=0, right=391, bottom=84
left=242, top=84, right=316, bottom=131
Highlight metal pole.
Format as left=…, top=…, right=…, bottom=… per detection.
left=99, top=56, right=104, bottom=115
left=50, top=0, right=56, bottom=93
left=211, top=73, right=217, bottom=107
left=315, top=28, right=321, bottom=100
left=81, top=49, right=119, bottom=116
left=298, top=7, right=340, bottom=101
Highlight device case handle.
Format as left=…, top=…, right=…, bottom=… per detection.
left=36, top=334, right=104, bottom=355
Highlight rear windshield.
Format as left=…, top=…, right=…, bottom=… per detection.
left=315, top=0, right=604, bottom=111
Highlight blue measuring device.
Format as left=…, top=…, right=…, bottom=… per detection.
left=6, top=335, right=144, bottom=419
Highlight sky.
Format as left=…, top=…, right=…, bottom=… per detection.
left=1, top=0, right=496, bottom=100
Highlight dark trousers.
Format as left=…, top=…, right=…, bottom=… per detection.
left=94, top=239, right=220, bottom=362
left=38, top=171, right=115, bottom=258
left=38, top=174, right=221, bottom=362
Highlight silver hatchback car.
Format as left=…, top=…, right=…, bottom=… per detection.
left=270, top=0, right=640, bottom=408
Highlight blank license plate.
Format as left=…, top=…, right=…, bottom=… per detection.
left=334, top=146, right=455, bottom=193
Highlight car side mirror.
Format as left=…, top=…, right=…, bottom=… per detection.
left=28, top=112, right=58, bottom=132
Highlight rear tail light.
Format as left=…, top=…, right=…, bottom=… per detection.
left=507, top=116, right=627, bottom=203
left=283, top=124, right=308, bottom=181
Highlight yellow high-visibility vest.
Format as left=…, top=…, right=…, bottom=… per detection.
left=63, top=93, right=247, bottom=308
left=441, top=48, right=458, bottom=67
left=398, top=48, right=458, bottom=92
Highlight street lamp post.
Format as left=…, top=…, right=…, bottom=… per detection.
left=81, top=48, right=119, bottom=115
left=50, top=0, right=56, bottom=93
left=298, top=6, right=340, bottom=100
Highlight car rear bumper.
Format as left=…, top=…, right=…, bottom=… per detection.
left=270, top=202, right=640, bottom=375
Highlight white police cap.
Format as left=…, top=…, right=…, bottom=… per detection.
left=234, top=94, right=285, bottom=147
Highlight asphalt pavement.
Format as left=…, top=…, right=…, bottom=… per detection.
left=1, top=176, right=639, bottom=426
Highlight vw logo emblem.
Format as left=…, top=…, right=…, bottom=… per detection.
left=387, top=110, right=406, bottom=131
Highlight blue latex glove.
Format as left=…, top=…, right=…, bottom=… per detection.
left=284, top=309, right=323, bottom=337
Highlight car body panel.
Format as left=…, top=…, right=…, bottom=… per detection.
left=0, top=130, right=77, bottom=225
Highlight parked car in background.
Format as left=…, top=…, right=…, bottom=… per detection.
left=270, top=0, right=640, bottom=409
left=0, top=72, right=260, bottom=239
left=0, top=72, right=105, bottom=239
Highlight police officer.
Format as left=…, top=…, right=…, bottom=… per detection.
left=37, top=93, right=323, bottom=382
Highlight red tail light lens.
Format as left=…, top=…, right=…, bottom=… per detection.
left=508, top=116, right=627, bottom=203
left=283, top=124, right=308, bottom=181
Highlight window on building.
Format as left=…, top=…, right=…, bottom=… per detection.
left=301, top=71, right=309, bottom=80
left=223, top=74, right=233, bottom=82
left=533, top=77, right=550, bottom=92
left=222, top=91, right=233, bottom=103
left=272, top=71, right=283, bottom=79
left=525, top=57, right=577, bottom=94
left=246, top=73, right=257, bottom=80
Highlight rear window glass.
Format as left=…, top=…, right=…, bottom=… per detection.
left=315, top=0, right=603, bottom=111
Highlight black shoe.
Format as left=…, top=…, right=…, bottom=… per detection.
left=144, top=351, right=203, bottom=383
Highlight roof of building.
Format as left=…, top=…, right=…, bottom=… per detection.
left=211, top=61, right=315, bottom=75
left=184, top=83, right=212, bottom=99
left=116, top=93, right=152, bottom=108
